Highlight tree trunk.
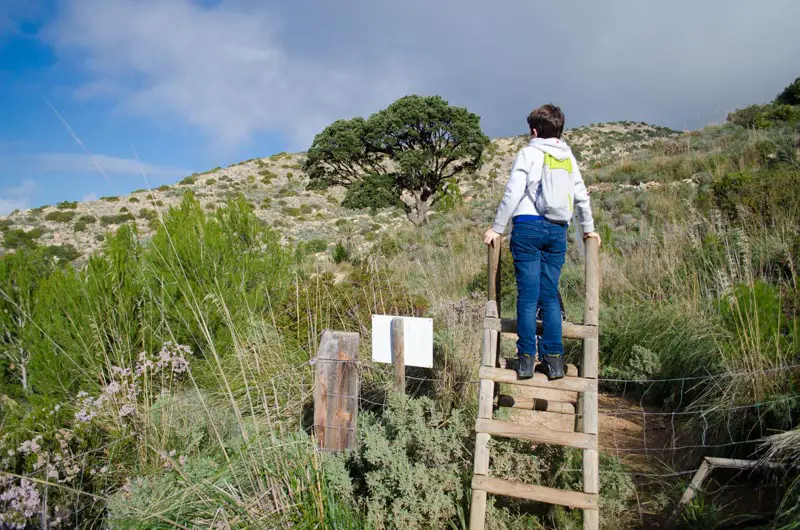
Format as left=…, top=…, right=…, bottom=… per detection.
left=406, top=193, right=432, bottom=226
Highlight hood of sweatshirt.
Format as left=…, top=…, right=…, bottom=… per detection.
left=529, top=137, right=573, bottom=161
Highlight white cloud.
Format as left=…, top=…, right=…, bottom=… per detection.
left=44, top=0, right=415, bottom=149
left=41, top=0, right=800, bottom=149
left=0, top=179, right=36, bottom=215
left=28, top=153, right=189, bottom=179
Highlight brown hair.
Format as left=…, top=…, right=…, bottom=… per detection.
left=527, top=104, right=565, bottom=139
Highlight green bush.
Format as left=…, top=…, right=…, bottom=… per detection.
left=342, top=173, right=400, bottom=213
left=74, top=221, right=88, bottom=232
left=42, top=244, right=80, bottom=262
left=78, top=215, right=97, bottom=224
left=101, top=196, right=120, bottom=202
left=45, top=211, right=76, bottom=223
left=3, top=228, right=45, bottom=249
left=205, top=178, right=216, bottom=185
left=56, top=201, right=78, bottom=209
left=179, top=176, right=197, bottom=185
left=336, top=396, right=471, bottom=529
left=332, top=242, right=349, bottom=264
left=99, top=213, right=135, bottom=226
left=128, top=197, right=140, bottom=203
left=303, top=239, right=328, bottom=254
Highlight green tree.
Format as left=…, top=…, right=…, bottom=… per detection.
left=304, top=95, right=489, bottom=225
left=775, top=76, right=800, bottom=106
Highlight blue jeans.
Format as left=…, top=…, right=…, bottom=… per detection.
left=510, top=217, right=567, bottom=358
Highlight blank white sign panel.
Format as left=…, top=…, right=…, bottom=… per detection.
left=371, top=315, right=434, bottom=368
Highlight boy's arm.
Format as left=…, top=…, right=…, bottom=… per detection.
left=571, top=156, right=596, bottom=234
left=490, top=149, right=530, bottom=234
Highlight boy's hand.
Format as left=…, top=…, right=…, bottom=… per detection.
left=483, top=228, right=501, bottom=246
left=583, top=231, right=602, bottom=246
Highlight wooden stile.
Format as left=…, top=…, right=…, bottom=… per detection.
left=313, top=330, right=360, bottom=451
left=469, top=238, right=601, bottom=530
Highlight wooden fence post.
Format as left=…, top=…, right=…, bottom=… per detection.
left=581, top=237, right=600, bottom=530
left=488, top=242, right=502, bottom=365
left=391, top=317, right=405, bottom=394
left=313, top=330, right=360, bottom=451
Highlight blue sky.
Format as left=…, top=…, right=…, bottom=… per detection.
left=1, top=0, right=799, bottom=213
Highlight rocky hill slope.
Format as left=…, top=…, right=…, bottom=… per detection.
left=0, top=121, right=679, bottom=262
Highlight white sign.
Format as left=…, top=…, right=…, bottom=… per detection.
left=371, top=315, right=434, bottom=368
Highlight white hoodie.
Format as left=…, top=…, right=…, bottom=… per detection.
left=491, top=137, right=595, bottom=234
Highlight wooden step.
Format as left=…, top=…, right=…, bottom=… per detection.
left=483, top=317, right=597, bottom=339
left=475, top=418, right=596, bottom=449
left=498, top=357, right=579, bottom=377
left=496, top=394, right=576, bottom=415
left=472, top=475, right=599, bottom=510
left=479, top=366, right=596, bottom=393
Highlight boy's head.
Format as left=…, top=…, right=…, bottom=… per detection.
left=527, top=104, right=564, bottom=139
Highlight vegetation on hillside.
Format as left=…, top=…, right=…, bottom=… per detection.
left=1, top=77, right=799, bottom=528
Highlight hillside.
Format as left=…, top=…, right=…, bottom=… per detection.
left=0, top=122, right=678, bottom=262
left=1, top=100, right=798, bottom=529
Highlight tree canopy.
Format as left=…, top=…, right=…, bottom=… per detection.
left=775, top=76, right=800, bottom=106
left=304, top=95, right=489, bottom=224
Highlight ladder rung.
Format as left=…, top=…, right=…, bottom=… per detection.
left=496, top=394, right=576, bottom=415
left=479, top=366, right=596, bottom=393
left=472, top=475, right=599, bottom=510
left=475, top=418, right=596, bottom=449
left=483, top=317, right=597, bottom=339
left=498, top=357, right=579, bottom=376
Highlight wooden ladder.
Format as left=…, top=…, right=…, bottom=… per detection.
left=469, top=238, right=601, bottom=530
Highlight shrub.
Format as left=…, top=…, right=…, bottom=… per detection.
left=335, top=396, right=471, bottom=529
left=78, top=215, right=97, bottom=224
left=3, top=228, right=45, bottom=249
left=205, top=178, right=216, bottom=185
left=74, top=221, right=87, bottom=232
left=156, top=185, right=170, bottom=192
left=100, top=213, right=136, bottom=226
left=332, top=242, right=349, bottom=264
left=128, top=197, right=140, bottom=203
left=179, top=176, right=197, bottom=185
left=56, top=201, right=78, bottom=209
left=45, top=211, right=76, bottom=223
left=41, top=244, right=80, bottom=262
left=101, top=196, right=119, bottom=202
left=342, top=173, right=400, bottom=213
left=303, top=239, right=328, bottom=254
left=138, top=209, right=157, bottom=222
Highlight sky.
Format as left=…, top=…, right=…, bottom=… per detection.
left=1, top=0, right=799, bottom=213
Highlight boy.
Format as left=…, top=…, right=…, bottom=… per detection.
left=483, top=104, right=600, bottom=380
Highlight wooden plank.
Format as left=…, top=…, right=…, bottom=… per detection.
left=473, top=433, right=491, bottom=475
left=479, top=366, right=597, bottom=393
left=484, top=317, right=598, bottom=339
left=487, top=242, right=502, bottom=311
left=482, top=302, right=499, bottom=367
left=475, top=418, right=597, bottom=450
left=671, top=459, right=711, bottom=521
left=313, top=330, right=360, bottom=451
left=472, top=476, right=599, bottom=511
left=391, top=318, right=405, bottom=394
left=496, top=394, right=576, bottom=415
left=469, top=489, right=488, bottom=530
left=478, top=379, right=494, bottom=420
left=498, top=357, right=579, bottom=377
left=583, top=237, right=600, bottom=327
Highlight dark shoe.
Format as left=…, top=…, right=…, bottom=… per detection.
left=517, top=354, right=535, bottom=379
left=536, top=354, right=565, bottom=381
